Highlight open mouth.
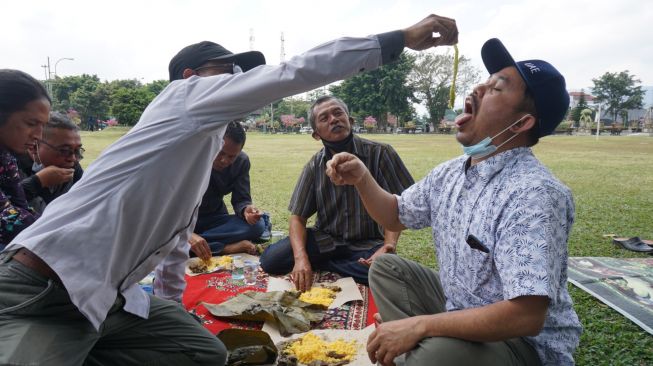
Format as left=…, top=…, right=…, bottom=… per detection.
left=455, top=96, right=475, bottom=128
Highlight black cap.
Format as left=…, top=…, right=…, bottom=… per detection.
left=168, top=41, right=266, bottom=81
left=481, top=38, right=570, bottom=137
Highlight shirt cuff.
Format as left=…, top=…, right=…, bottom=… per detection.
left=376, top=30, right=405, bottom=65
left=236, top=202, right=251, bottom=218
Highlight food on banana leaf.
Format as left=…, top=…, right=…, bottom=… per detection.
left=279, top=332, right=357, bottom=366
left=188, top=255, right=233, bottom=274
left=297, top=285, right=341, bottom=308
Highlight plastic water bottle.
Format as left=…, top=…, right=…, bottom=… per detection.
left=243, top=260, right=258, bottom=285
left=231, top=255, right=244, bottom=280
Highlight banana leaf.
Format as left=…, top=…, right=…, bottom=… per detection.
left=217, top=329, right=278, bottom=366
left=202, top=291, right=326, bottom=336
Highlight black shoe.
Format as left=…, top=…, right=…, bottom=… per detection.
left=613, top=237, right=653, bottom=253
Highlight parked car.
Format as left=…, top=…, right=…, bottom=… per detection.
left=414, top=127, right=423, bottom=133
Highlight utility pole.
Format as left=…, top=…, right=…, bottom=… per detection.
left=280, top=32, right=285, bottom=62
left=47, top=57, right=52, bottom=80
left=44, top=57, right=53, bottom=97
left=41, top=65, right=48, bottom=80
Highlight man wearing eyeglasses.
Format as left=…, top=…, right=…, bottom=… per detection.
left=17, top=112, right=84, bottom=214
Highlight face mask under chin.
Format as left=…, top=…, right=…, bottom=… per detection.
left=461, top=115, right=529, bottom=159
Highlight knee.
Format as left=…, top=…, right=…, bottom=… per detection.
left=407, top=337, right=488, bottom=366
left=196, top=338, right=228, bottom=366
left=369, top=253, right=400, bottom=279
left=259, top=252, right=273, bottom=273
left=259, top=245, right=284, bottom=274
left=369, top=254, right=406, bottom=292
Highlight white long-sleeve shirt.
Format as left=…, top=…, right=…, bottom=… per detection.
left=6, top=31, right=404, bottom=330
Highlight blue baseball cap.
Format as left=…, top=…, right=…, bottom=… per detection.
left=481, top=38, right=570, bottom=137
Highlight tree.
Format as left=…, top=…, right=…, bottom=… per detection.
left=570, top=89, right=590, bottom=125
left=363, top=116, right=377, bottom=131
left=51, top=74, right=101, bottom=113
left=592, top=71, right=645, bottom=125
left=111, top=87, right=156, bottom=125
left=275, top=98, right=311, bottom=122
left=408, top=50, right=481, bottom=125
left=330, top=53, right=416, bottom=128
left=145, top=80, right=170, bottom=96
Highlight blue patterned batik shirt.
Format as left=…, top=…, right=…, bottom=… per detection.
left=397, top=147, right=582, bottom=365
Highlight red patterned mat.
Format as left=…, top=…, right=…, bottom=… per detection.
left=182, top=270, right=377, bottom=335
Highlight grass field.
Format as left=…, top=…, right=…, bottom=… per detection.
left=81, top=127, right=653, bottom=365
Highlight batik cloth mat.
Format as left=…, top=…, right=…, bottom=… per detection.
left=182, top=269, right=378, bottom=335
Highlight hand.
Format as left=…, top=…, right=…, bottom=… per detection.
left=326, top=152, right=368, bottom=186
left=291, top=257, right=313, bottom=292
left=189, top=233, right=212, bottom=261
left=403, top=14, right=458, bottom=51
left=367, top=316, right=425, bottom=366
left=243, top=205, right=263, bottom=225
left=358, top=243, right=396, bottom=267
left=35, top=166, right=75, bottom=187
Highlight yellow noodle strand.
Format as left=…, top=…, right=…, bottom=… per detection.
left=448, top=44, right=459, bottom=110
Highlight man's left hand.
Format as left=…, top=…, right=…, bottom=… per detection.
left=358, top=243, right=396, bottom=267
left=243, top=205, right=262, bottom=225
left=367, top=316, right=425, bottom=366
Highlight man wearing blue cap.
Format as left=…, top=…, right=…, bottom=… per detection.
left=325, top=38, right=582, bottom=365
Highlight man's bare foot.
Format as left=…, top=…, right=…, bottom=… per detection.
left=222, top=240, right=257, bottom=255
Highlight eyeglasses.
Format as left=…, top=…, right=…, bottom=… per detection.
left=38, top=139, right=85, bottom=160
left=193, top=63, right=234, bottom=74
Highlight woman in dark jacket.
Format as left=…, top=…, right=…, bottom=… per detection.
left=0, top=69, right=51, bottom=249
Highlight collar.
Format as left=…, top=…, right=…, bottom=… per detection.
left=462, top=147, right=533, bottom=181
left=320, top=134, right=367, bottom=162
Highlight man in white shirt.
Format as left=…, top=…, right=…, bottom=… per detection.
left=0, top=14, right=458, bottom=365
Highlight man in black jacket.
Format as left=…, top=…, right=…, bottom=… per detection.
left=188, top=121, right=267, bottom=260
left=18, top=112, right=84, bottom=214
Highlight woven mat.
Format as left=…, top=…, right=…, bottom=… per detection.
left=182, top=269, right=377, bottom=335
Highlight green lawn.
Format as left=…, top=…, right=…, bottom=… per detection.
left=81, top=127, right=653, bottom=365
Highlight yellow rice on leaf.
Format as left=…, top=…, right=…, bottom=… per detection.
left=298, top=287, right=338, bottom=307
left=284, top=332, right=358, bottom=364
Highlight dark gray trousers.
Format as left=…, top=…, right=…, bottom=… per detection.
left=0, top=250, right=226, bottom=366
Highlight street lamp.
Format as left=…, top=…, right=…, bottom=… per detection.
left=54, top=57, right=74, bottom=78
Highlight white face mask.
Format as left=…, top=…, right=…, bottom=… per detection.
left=31, top=141, right=44, bottom=172
left=461, top=115, right=529, bottom=159
left=32, top=161, right=44, bottom=173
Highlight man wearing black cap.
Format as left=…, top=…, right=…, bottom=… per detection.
left=0, top=14, right=457, bottom=366
left=325, top=39, right=582, bottom=365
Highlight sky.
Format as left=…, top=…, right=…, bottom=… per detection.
left=3, top=0, right=652, bottom=107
